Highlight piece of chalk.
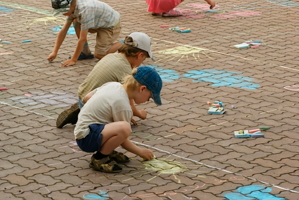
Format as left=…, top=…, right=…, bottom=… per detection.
left=0, top=87, right=7, bottom=91
left=22, top=40, right=31, bottom=43
left=259, top=127, right=270, bottom=130
left=250, top=45, right=260, bottom=49
left=143, top=155, right=156, bottom=161
left=1, top=41, right=11, bottom=44
left=160, top=25, right=169, bottom=28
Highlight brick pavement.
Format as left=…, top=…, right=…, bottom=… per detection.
left=1, top=0, right=299, bottom=199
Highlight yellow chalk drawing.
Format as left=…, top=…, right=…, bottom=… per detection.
left=143, top=158, right=187, bottom=183
left=157, top=45, right=211, bottom=62
left=26, top=16, right=64, bottom=29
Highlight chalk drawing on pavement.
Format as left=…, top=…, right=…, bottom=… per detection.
left=26, top=17, right=65, bottom=29
left=184, top=69, right=260, bottom=89
left=145, top=65, right=260, bottom=90
left=224, top=185, right=286, bottom=200
left=157, top=45, right=210, bottom=62
left=146, top=65, right=181, bottom=82
left=267, top=0, right=299, bottom=6
left=176, top=3, right=261, bottom=19
left=0, top=6, right=16, bottom=12
left=83, top=190, right=109, bottom=200
left=52, top=26, right=76, bottom=35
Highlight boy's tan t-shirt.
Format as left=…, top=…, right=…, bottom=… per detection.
left=74, top=82, right=132, bottom=140
left=78, top=53, right=132, bottom=100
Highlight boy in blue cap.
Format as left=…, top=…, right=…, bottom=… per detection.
left=74, top=66, right=162, bottom=173
left=48, top=0, right=121, bottom=67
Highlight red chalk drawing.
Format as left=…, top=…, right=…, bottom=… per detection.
left=0, top=52, right=14, bottom=55
left=174, top=8, right=205, bottom=19
left=211, top=14, right=235, bottom=19
left=178, top=3, right=261, bottom=19
left=228, top=11, right=261, bottom=16
left=186, top=3, right=211, bottom=9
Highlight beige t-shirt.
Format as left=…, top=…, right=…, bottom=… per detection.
left=78, top=53, right=132, bottom=100
left=74, top=82, right=132, bottom=139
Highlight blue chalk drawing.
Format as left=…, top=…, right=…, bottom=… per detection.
left=224, top=185, right=286, bottom=200
left=142, top=66, right=259, bottom=89
left=83, top=190, right=109, bottom=200
left=52, top=26, right=76, bottom=35
left=0, top=6, right=16, bottom=12
left=144, top=65, right=181, bottom=82
left=184, top=69, right=260, bottom=89
left=267, top=0, right=299, bottom=6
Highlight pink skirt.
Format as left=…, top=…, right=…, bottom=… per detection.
left=145, top=0, right=182, bottom=13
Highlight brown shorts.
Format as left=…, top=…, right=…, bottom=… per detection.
left=88, top=22, right=121, bottom=56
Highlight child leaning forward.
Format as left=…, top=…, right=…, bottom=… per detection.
left=48, top=0, right=121, bottom=67
left=74, top=66, right=163, bottom=173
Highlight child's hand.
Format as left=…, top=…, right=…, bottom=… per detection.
left=138, top=109, right=147, bottom=120
left=61, top=59, right=76, bottom=67
left=139, top=149, right=154, bottom=160
left=131, top=118, right=137, bottom=125
left=47, top=52, right=57, bottom=62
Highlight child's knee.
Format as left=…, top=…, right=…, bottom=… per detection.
left=118, top=121, right=131, bottom=138
left=94, top=53, right=105, bottom=60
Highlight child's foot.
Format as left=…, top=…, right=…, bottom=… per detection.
left=209, top=1, right=216, bottom=9
left=162, top=9, right=182, bottom=17
left=90, top=156, right=122, bottom=173
left=56, top=102, right=80, bottom=128
left=68, top=52, right=94, bottom=60
left=109, top=150, right=130, bottom=163
left=151, top=12, right=160, bottom=16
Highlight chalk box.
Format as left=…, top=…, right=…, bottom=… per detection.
left=234, top=130, right=264, bottom=138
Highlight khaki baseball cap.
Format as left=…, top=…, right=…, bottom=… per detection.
left=125, top=32, right=154, bottom=60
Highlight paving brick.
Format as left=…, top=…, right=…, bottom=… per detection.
left=2, top=0, right=299, bottom=198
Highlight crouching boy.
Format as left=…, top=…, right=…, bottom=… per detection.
left=74, top=66, right=163, bottom=173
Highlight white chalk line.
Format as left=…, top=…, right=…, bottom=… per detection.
left=0, top=101, right=55, bottom=119
left=132, top=141, right=299, bottom=194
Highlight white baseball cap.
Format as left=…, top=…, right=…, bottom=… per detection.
left=125, top=32, right=154, bottom=60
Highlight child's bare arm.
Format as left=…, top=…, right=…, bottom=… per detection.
left=121, top=139, right=154, bottom=160
left=83, top=90, right=95, bottom=103
left=61, top=29, right=89, bottom=67
left=48, top=22, right=72, bottom=62
left=130, top=99, right=147, bottom=119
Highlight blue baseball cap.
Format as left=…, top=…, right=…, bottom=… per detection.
left=133, top=66, right=162, bottom=105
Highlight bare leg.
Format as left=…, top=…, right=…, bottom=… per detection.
left=73, top=21, right=91, bottom=55
left=99, top=121, right=131, bottom=154
left=94, top=41, right=122, bottom=59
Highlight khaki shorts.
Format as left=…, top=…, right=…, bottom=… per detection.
left=89, top=22, right=121, bottom=56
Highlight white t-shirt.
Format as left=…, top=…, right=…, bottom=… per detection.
left=74, top=82, right=132, bottom=139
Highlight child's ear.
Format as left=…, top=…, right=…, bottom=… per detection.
left=137, top=52, right=144, bottom=58
left=140, top=85, right=147, bottom=92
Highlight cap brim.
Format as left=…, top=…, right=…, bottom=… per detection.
left=148, top=51, right=155, bottom=61
left=152, top=92, right=162, bottom=106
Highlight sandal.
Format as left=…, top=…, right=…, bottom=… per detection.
left=284, top=85, right=299, bottom=91
left=90, top=156, right=122, bottom=173
left=162, top=10, right=182, bottom=17
left=109, top=150, right=130, bottom=163
left=69, top=52, right=94, bottom=60
left=56, top=102, right=80, bottom=128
